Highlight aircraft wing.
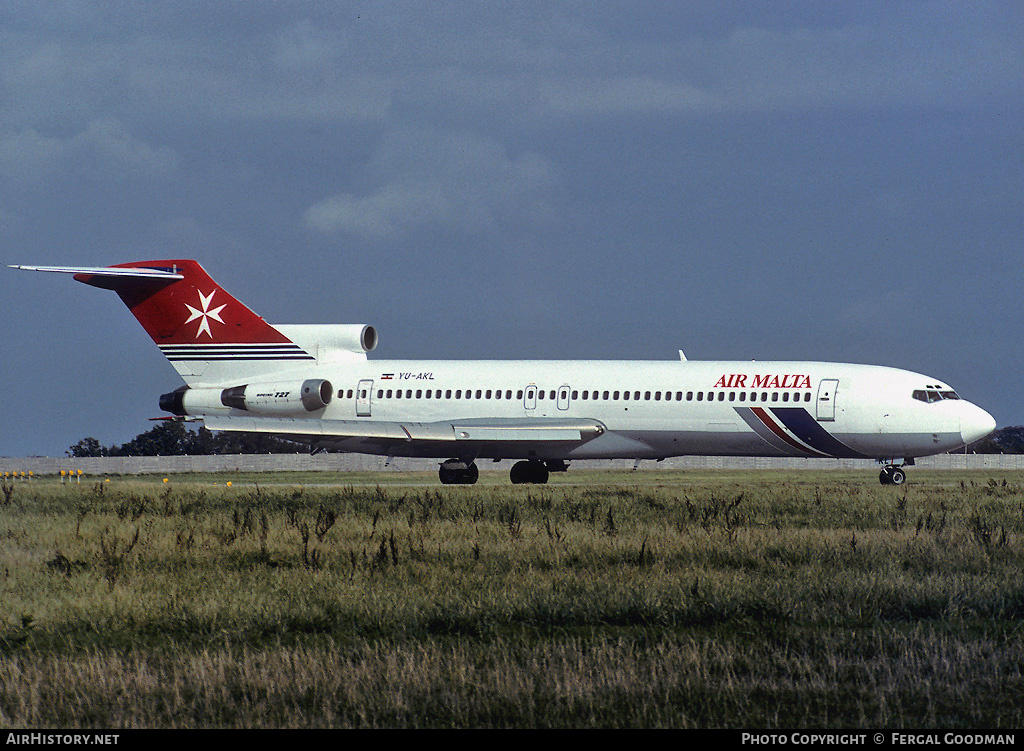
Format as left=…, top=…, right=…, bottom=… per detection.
left=200, top=415, right=605, bottom=450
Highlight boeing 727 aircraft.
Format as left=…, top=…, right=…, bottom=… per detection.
left=11, top=260, right=995, bottom=485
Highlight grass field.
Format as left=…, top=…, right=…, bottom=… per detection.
left=1, top=469, right=1022, bottom=728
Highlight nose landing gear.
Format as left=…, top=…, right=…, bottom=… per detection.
left=879, top=466, right=906, bottom=485
left=878, top=459, right=913, bottom=485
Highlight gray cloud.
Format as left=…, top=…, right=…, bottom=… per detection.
left=304, top=130, right=558, bottom=238
left=0, top=119, right=178, bottom=184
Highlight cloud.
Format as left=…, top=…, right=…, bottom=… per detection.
left=73, top=119, right=180, bottom=177
left=0, top=119, right=179, bottom=185
left=538, top=76, right=718, bottom=116
left=304, top=130, right=558, bottom=238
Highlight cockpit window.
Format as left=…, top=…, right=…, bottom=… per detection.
left=913, top=389, right=960, bottom=403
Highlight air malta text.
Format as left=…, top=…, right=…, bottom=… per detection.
left=715, top=374, right=812, bottom=389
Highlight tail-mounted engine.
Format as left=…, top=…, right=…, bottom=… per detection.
left=160, top=379, right=333, bottom=417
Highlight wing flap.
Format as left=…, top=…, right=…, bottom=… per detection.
left=201, top=416, right=604, bottom=444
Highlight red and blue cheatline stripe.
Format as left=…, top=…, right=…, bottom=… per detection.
left=735, top=407, right=868, bottom=458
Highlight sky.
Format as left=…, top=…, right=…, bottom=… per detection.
left=1, top=1, right=1022, bottom=457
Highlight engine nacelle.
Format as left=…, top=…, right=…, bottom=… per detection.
left=161, top=379, right=333, bottom=417
left=274, top=324, right=377, bottom=361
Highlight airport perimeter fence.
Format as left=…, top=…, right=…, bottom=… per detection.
left=2, top=452, right=1023, bottom=478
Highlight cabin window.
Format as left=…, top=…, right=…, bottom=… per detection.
left=613, top=390, right=620, bottom=400
left=687, top=392, right=693, bottom=401
left=728, top=392, right=736, bottom=401
left=517, top=390, right=523, bottom=399
left=771, top=392, right=778, bottom=402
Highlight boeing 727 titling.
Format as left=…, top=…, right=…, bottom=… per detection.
left=11, top=260, right=995, bottom=485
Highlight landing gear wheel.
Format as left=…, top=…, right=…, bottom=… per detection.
left=510, top=460, right=549, bottom=485
left=439, top=460, right=479, bottom=485
left=879, top=466, right=907, bottom=485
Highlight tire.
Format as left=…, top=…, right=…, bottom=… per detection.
left=510, top=460, right=549, bottom=485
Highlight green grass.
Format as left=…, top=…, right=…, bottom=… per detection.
left=1, top=470, right=1023, bottom=727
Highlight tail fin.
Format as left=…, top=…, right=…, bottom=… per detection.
left=12, top=260, right=312, bottom=385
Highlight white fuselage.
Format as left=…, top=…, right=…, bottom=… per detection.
left=12, top=260, right=996, bottom=482
left=212, top=358, right=994, bottom=463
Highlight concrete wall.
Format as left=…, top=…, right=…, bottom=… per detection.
left=2, top=452, right=1022, bottom=476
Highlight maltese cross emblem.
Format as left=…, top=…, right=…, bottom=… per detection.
left=184, top=289, right=226, bottom=339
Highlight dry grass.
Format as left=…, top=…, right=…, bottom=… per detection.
left=1, top=470, right=1022, bottom=727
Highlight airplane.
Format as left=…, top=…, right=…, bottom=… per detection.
left=10, top=259, right=995, bottom=486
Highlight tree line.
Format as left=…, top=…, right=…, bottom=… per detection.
left=968, top=426, right=1024, bottom=454
left=67, top=421, right=304, bottom=457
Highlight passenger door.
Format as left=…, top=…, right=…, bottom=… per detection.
left=816, top=379, right=838, bottom=421
left=356, top=379, right=373, bottom=417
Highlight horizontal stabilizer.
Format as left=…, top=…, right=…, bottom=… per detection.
left=9, top=264, right=184, bottom=280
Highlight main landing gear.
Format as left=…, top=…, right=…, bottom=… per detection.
left=510, top=460, right=549, bottom=485
left=438, top=458, right=567, bottom=485
left=438, top=459, right=479, bottom=485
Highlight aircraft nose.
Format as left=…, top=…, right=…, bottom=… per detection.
left=961, top=404, right=996, bottom=445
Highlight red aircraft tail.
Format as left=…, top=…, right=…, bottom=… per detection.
left=8, top=259, right=314, bottom=384
left=73, top=259, right=290, bottom=345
